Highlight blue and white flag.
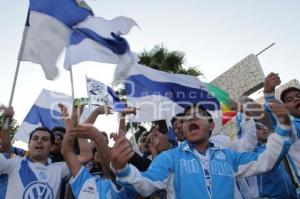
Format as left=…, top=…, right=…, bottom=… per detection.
left=124, top=64, right=221, bottom=125
left=14, top=89, right=72, bottom=144
left=64, top=16, right=139, bottom=69
left=86, top=77, right=126, bottom=112
left=19, top=0, right=93, bottom=80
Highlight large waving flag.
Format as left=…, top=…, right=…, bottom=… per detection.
left=19, top=0, right=93, bottom=80
left=14, top=89, right=72, bottom=144
left=64, top=16, right=139, bottom=69
left=86, top=77, right=126, bottom=112
left=124, top=64, right=221, bottom=125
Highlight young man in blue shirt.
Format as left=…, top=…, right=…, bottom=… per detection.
left=110, top=102, right=292, bottom=199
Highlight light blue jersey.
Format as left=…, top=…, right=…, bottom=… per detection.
left=70, top=166, right=136, bottom=199
left=114, top=124, right=291, bottom=199
left=246, top=143, right=297, bottom=198
left=264, top=92, right=300, bottom=181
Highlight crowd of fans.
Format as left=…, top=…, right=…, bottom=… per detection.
left=1, top=72, right=300, bottom=199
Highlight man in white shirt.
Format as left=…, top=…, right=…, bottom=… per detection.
left=0, top=127, right=70, bottom=199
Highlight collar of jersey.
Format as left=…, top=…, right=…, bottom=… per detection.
left=27, top=157, right=49, bottom=166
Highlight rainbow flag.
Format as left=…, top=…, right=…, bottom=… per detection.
left=206, top=83, right=236, bottom=124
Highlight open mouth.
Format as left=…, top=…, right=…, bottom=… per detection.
left=189, top=123, right=199, bottom=133
left=262, top=131, right=268, bottom=136
left=35, top=146, right=44, bottom=151
left=295, top=103, right=300, bottom=110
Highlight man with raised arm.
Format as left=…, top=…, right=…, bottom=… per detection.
left=110, top=102, right=292, bottom=199
left=263, top=72, right=300, bottom=195
left=0, top=126, right=70, bottom=198
left=60, top=104, right=136, bottom=199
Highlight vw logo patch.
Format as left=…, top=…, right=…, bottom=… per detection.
left=23, top=181, right=54, bottom=199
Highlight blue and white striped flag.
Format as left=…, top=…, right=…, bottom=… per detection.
left=14, top=89, right=72, bottom=144
left=64, top=16, right=139, bottom=69
left=19, top=0, right=93, bottom=80
left=124, top=64, right=221, bottom=129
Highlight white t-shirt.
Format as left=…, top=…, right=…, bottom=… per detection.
left=0, top=153, right=70, bottom=199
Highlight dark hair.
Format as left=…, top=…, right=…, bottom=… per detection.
left=151, top=120, right=168, bottom=134
left=171, top=113, right=185, bottom=125
left=52, top=126, right=66, bottom=134
left=133, top=126, right=148, bottom=143
left=29, top=127, right=54, bottom=144
left=102, top=132, right=108, bottom=138
left=183, top=104, right=213, bottom=123
left=92, top=147, right=97, bottom=155
left=139, top=131, right=150, bottom=144
left=280, top=87, right=300, bottom=103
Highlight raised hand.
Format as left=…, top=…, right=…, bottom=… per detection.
left=71, top=100, right=86, bottom=127
left=118, top=107, right=139, bottom=132
left=120, top=107, right=139, bottom=116
left=264, top=72, right=281, bottom=93
left=68, top=125, right=104, bottom=141
left=0, top=106, right=15, bottom=152
left=111, top=132, right=134, bottom=170
left=95, top=105, right=113, bottom=115
left=58, top=103, right=73, bottom=130
left=1, top=106, right=14, bottom=119
left=58, top=103, right=69, bottom=118
left=269, top=101, right=291, bottom=126
left=110, top=131, right=126, bottom=142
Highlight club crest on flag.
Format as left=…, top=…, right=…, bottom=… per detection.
left=86, top=77, right=126, bottom=112
left=87, top=78, right=111, bottom=107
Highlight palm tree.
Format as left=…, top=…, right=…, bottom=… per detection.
left=138, top=44, right=202, bottom=77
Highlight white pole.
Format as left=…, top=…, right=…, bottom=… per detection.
left=8, top=61, right=21, bottom=107
left=85, top=75, right=91, bottom=108
left=9, top=24, right=28, bottom=107
left=129, top=122, right=138, bottom=147
left=69, top=66, right=75, bottom=101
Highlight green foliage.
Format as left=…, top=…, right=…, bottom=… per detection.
left=0, top=112, right=19, bottom=140
left=138, top=44, right=203, bottom=77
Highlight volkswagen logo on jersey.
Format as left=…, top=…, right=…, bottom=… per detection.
left=23, top=181, right=54, bottom=199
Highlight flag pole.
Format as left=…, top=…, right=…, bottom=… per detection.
left=9, top=61, right=21, bottom=107
left=256, top=43, right=275, bottom=57
left=69, top=66, right=75, bottom=101
left=129, top=121, right=138, bottom=147
left=9, top=24, right=29, bottom=107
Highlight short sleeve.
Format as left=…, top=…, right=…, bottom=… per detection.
left=0, top=153, right=21, bottom=174
left=69, top=166, right=94, bottom=197
left=60, top=162, right=71, bottom=178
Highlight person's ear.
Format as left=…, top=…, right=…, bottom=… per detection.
left=209, top=122, right=215, bottom=132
